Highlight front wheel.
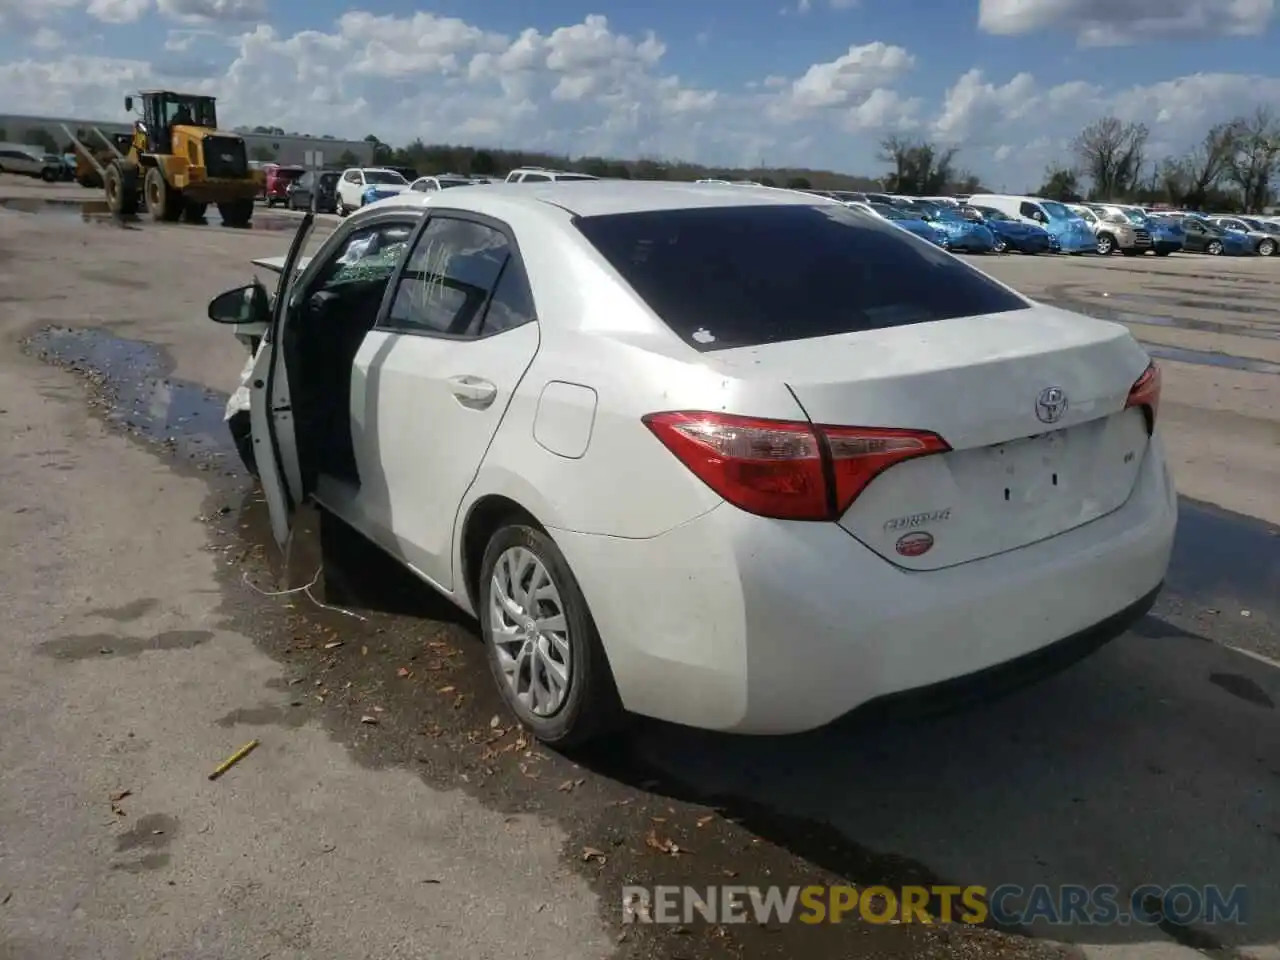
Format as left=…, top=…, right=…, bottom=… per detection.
left=993, top=237, right=1008, bottom=253
left=1207, top=240, right=1224, bottom=256
left=218, top=198, right=254, bottom=228
left=479, top=523, right=624, bottom=747
left=41, top=167, right=58, bottom=182
left=1096, top=234, right=1115, bottom=256
left=1155, top=249, right=1172, bottom=257
left=1121, top=248, right=1141, bottom=257
left=1258, top=238, right=1276, bottom=257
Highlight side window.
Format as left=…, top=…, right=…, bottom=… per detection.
left=410, top=180, right=426, bottom=192
left=343, top=170, right=359, bottom=183
left=382, top=217, right=513, bottom=337
left=312, top=221, right=416, bottom=291
left=1019, top=202, right=1040, bottom=219
left=479, top=260, right=536, bottom=335
left=521, top=173, right=550, bottom=182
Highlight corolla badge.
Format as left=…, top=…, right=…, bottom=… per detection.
left=1035, top=386, right=1069, bottom=424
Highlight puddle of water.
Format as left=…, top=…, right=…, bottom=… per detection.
left=1140, top=342, right=1280, bottom=375
left=23, top=326, right=241, bottom=464
left=1, top=196, right=306, bottom=231
left=1045, top=299, right=1280, bottom=342
left=1168, top=499, right=1280, bottom=621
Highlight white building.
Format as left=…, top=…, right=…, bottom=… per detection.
left=0, top=112, right=374, bottom=169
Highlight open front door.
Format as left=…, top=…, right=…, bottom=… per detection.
left=251, top=212, right=316, bottom=548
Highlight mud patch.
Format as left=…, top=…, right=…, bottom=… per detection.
left=88, top=597, right=161, bottom=622
left=115, top=813, right=178, bottom=853
left=39, top=629, right=213, bottom=660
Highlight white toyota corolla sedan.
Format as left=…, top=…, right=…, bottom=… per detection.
left=207, top=180, right=1177, bottom=746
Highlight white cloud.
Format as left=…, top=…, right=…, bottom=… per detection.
left=978, top=0, right=1275, bottom=45
left=31, top=27, right=65, bottom=50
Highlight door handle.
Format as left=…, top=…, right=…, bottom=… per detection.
left=446, top=375, right=497, bottom=408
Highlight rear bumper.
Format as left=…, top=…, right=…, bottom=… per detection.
left=555, top=434, right=1177, bottom=734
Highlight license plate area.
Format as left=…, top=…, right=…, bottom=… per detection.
left=977, top=428, right=1073, bottom=506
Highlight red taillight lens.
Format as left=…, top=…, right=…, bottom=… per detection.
left=822, top=426, right=951, bottom=515
left=642, top=411, right=949, bottom=521
left=1124, top=361, right=1161, bottom=432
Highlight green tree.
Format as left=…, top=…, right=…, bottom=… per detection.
left=878, top=136, right=958, bottom=195
left=250, top=145, right=277, bottom=163
left=1036, top=165, right=1081, bottom=202
left=785, top=176, right=812, bottom=189
left=758, top=175, right=776, bottom=187
left=471, top=149, right=496, bottom=175
left=335, top=149, right=360, bottom=168
left=364, top=134, right=393, bottom=165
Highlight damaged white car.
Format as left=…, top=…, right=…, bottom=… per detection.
left=208, top=183, right=1175, bottom=747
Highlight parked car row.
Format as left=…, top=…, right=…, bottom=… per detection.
left=0, top=144, right=74, bottom=182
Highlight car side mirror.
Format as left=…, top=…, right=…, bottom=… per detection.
left=208, top=281, right=270, bottom=325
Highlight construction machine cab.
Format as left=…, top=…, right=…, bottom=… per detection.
left=125, top=91, right=218, bottom=156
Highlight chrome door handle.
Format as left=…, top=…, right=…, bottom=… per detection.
left=446, top=375, right=497, bottom=408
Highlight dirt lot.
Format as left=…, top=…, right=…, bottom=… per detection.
left=1, top=178, right=1278, bottom=960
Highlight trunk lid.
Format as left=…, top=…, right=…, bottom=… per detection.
left=704, top=305, right=1154, bottom=570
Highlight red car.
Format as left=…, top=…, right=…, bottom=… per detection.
left=263, top=164, right=305, bottom=207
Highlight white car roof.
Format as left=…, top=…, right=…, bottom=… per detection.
left=362, top=179, right=839, bottom=221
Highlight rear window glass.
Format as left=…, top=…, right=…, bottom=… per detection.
left=574, top=204, right=1027, bottom=352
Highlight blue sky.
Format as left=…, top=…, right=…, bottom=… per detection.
left=2, top=0, right=1278, bottom=186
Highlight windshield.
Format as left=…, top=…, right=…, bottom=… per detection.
left=364, top=170, right=408, bottom=185
left=976, top=207, right=1010, bottom=221
left=573, top=204, right=1025, bottom=352
left=438, top=179, right=473, bottom=189
left=1040, top=200, right=1073, bottom=220
left=870, top=204, right=909, bottom=220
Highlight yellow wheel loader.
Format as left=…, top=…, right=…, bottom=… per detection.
left=102, top=91, right=264, bottom=226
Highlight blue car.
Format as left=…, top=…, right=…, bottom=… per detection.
left=1031, top=200, right=1096, bottom=253
left=898, top=202, right=996, bottom=252
left=967, top=206, right=1052, bottom=254
left=1178, top=215, right=1254, bottom=256
left=865, top=204, right=947, bottom=247
left=1146, top=215, right=1184, bottom=256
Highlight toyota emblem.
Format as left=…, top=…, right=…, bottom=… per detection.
left=1035, top=386, right=1068, bottom=424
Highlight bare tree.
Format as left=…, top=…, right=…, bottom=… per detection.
left=877, top=136, right=959, bottom=195
left=1163, top=122, right=1238, bottom=209
left=1226, top=107, right=1280, bottom=213
left=1072, top=117, right=1148, bottom=200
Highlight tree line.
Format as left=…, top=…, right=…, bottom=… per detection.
left=1035, top=108, right=1279, bottom=213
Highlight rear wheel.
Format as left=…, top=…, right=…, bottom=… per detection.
left=218, top=198, right=254, bottom=228
left=479, top=523, right=624, bottom=747
left=1155, top=249, right=1172, bottom=257
left=993, top=237, right=1008, bottom=253
left=1096, top=233, right=1115, bottom=255
left=41, top=166, right=58, bottom=182
left=144, top=167, right=182, bottom=222
left=1207, top=240, right=1224, bottom=256
left=1258, top=238, right=1276, bottom=257
left=181, top=200, right=208, bottom=223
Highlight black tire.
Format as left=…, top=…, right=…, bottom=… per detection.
left=144, top=166, right=182, bottom=222
left=181, top=200, right=208, bottom=223
left=993, top=237, right=1008, bottom=253
left=478, top=523, right=624, bottom=747
left=1155, top=249, right=1172, bottom=257
left=1121, top=248, right=1140, bottom=257
left=227, top=411, right=258, bottom=477
left=41, top=166, right=58, bottom=182
left=336, top=197, right=349, bottom=217
left=104, top=161, right=139, bottom=216
left=1207, top=240, right=1224, bottom=256
left=218, top=198, right=254, bottom=228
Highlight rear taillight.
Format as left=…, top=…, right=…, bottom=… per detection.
left=1124, top=361, right=1161, bottom=432
left=642, top=411, right=949, bottom=521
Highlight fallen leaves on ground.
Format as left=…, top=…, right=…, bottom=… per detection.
left=109, top=789, right=132, bottom=816
left=645, top=827, right=689, bottom=856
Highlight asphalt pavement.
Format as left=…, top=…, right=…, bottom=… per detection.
left=0, top=179, right=1277, bottom=960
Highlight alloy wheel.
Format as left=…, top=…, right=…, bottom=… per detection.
left=1096, top=235, right=1113, bottom=255
left=1259, top=239, right=1276, bottom=257
left=488, top=546, right=572, bottom=717
left=1207, top=241, right=1223, bottom=256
